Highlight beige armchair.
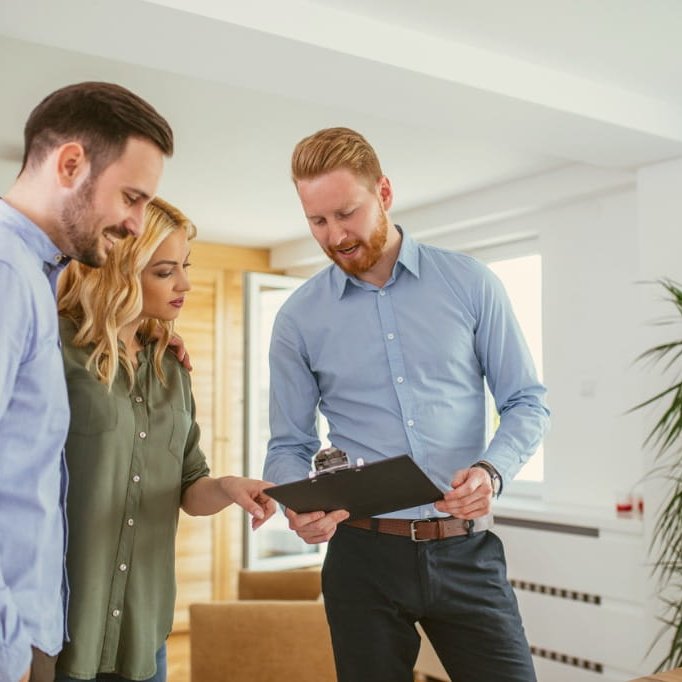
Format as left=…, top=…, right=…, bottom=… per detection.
left=189, top=568, right=449, bottom=682
left=190, top=570, right=335, bottom=682
left=237, top=567, right=321, bottom=601
left=190, top=600, right=335, bottom=682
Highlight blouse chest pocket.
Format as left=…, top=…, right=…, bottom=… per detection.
left=67, top=378, right=118, bottom=435
left=168, top=408, right=192, bottom=462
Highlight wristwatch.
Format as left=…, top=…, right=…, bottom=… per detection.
left=472, top=460, right=502, bottom=497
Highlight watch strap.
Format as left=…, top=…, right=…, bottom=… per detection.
left=472, top=460, right=502, bottom=497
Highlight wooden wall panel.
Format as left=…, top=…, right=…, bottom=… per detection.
left=168, top=240, right=276, bottom=654
left=173, top=270, right=220, bottom=631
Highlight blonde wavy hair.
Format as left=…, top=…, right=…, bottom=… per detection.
left=58, top=196, right=197, bottom=389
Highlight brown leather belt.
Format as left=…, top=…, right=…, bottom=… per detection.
left=344, top=514, right=493, bottom=541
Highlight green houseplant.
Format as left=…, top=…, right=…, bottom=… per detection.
left=633, top=278, right=682, bottom=670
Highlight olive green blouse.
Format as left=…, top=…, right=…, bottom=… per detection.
left=56, top=318, right=210, bottom=680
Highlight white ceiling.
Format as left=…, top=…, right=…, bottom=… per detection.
left=1, top=0, right=681, bottom=247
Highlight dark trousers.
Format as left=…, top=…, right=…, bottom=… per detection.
left=322, top=524, right=536, bottom=682
left=30, top=647, right=58, bottom=682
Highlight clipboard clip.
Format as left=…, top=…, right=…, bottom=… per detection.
left=309, top=447, right=364, bottom=479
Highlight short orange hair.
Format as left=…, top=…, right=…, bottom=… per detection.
left=291, top=127, right=383, bottom=187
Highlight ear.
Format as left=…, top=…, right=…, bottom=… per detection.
left=55, top=142, right=89, bottom=188
left=377, top=175, right=393, bottom=211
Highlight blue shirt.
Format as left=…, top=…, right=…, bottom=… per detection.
left=0, top=200, right=70, bottom=682
left=265, top=228, right=549, bottom=519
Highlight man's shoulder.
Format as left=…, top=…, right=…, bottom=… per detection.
left=0, top=228, right=42, bottom=316
left=280, top=265, right=337, bottom=312
left=0, top=221, right=42, bottom=281
left=418, top=242, right=489, bottom=281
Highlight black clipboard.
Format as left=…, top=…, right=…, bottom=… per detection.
left=265, top=454, right=444, bottom=520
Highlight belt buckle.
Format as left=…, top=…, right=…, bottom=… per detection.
left=410, top=519, right=431, bottom=542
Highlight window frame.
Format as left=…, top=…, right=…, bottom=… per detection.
left=242, top=271, right=326, bottom=569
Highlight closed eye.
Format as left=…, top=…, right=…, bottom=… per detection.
left=124, top=192, right=142, bottom=206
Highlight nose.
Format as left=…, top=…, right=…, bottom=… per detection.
left=176, top=268, right=191, bottom=293
left=122, top=202, right=146, bottom=238
left=327, top=219, right=348, bottom=247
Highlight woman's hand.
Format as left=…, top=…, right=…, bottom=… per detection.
left=220, top=476, right=278, bottom=529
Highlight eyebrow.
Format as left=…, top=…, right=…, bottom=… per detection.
left=150, top=259, right=179, bottom=267
left=149, top=251, right=192, bottom=268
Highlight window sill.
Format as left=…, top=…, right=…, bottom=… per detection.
left=492, top=495, right=644, bottom=536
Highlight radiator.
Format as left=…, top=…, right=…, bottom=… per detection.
left=494, top=514, right=649, bottom=682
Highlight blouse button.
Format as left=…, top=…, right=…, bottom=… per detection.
left=119, top=563, right=127, bottom=572
left=132, top=475, right=140, bottom=483
left=112, top=609, right=121, bottom=618
left=135, top=396, right=143, bottom=403
left=127, top=518, right=134, bottom=527
left=139, top=432, right=147, bottom=439
left=396, top=376, right=404, bottom=384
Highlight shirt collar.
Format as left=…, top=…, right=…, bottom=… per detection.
left=332, top=225, right=420, bottom=299
left=0, top=199, right=70, bottom=271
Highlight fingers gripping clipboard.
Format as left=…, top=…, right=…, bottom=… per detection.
left=265, top=450, right=444, bottom=521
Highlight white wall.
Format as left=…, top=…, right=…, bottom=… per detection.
left=540, top=191, right=643, bottom=507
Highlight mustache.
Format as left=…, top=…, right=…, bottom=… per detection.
left=104, top=225, right=130, bottom=241
left=334, top=241, right=360, bottom=252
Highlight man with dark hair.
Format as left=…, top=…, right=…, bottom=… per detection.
left=265, top=127, right=549, bottom=682
left=0, top=81, right=173, bottom=682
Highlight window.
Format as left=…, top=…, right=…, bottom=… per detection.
left=243, top=272, right=326, bottom=569
left=485, top=251, right=544, bottom=485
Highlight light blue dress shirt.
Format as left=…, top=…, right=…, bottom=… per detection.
left=265, top=228, right=549, bottom=519
left=0, top=200, right=69, bottom=682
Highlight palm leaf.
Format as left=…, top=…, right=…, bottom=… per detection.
left=633, top=279, right=682, bottom=670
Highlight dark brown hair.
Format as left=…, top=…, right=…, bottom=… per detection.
left=22, top=81, right=173, bottom=176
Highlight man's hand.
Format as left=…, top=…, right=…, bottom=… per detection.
left=285, top=508, right=350, bottom=544
left=167, top=333, right=192, bottom=371
left=434, top=466, right=493, bottom=519
left=19, top=666, right=30, bottom=682
left=147, top=322, right=192, bottom=370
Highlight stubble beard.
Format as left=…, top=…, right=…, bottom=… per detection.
left=61, top=179, right=109, bottom=268
left=327, top=210, right=389, bottom=278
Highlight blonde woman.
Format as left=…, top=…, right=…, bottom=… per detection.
left=55, top=198, right=276, bottom=682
